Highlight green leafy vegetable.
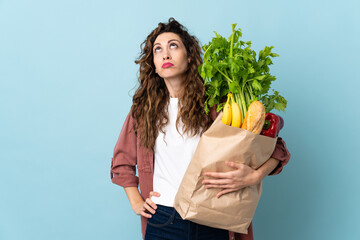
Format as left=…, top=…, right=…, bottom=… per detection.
left=199, top=23, right=287, bottom=118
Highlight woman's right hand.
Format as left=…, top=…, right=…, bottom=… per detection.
left=132, top=191, right=161, bottom=218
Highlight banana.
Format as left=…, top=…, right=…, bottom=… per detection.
left=221, top=93, right=232, bottom=125
left=230, top=94, right=242, bottom=128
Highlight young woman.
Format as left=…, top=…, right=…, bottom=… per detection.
left=110, top=17, right=291, bottom=240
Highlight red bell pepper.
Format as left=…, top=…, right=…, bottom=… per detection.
left=260, top=113, right=284, bottom=138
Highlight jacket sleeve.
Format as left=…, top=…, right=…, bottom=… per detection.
left=268, top=137, right=291, bottom=175
left=110, top=112, right=139, bottom=188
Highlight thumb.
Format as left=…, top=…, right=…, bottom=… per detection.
left=150, top=191, right=161, bottom=197
left=226, top=161, right=242, bottom=169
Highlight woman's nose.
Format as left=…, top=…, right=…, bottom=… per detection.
left=163, top=51, right=171, bottom=60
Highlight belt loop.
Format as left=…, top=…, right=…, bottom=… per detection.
left=195, top=223, right=199, bottom=240
left=170, top=207, right=176, bottom=224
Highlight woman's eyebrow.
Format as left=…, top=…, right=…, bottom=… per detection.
left=154, top=39, right=180, bottom=47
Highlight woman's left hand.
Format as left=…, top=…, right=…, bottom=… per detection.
left=202, top=161, right=262, bottom=198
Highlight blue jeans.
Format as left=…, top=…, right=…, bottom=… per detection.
left=144, top=205, right=229, bottom=240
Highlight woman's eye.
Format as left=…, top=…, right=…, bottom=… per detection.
left=170, top=43, right=178, bottom=48
left=154, top=43, right=177, bottom=53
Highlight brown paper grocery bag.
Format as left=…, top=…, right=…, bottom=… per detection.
left=173, top=111, right=277, bottom=234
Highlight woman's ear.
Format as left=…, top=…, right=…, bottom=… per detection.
left=188, top=57, right=190, bottom=63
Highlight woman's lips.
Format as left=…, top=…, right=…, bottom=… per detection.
left=162, top=62, right=174, bottom=68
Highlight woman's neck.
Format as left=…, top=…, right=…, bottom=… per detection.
left=163, top=77, right=184, bottom=98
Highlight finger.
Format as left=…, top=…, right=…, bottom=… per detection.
left=216, top=188, right=237, bottom=198
left=205, top=184, right=236, bottom=189
left=144, top=201, right=156, bottom=214
left=145, top=198, right=158, bottom=211
left=140, top=209, right=152, bottom=218
left=202, top=179, right=232, bottom=185
left=204, top=171, right=233, bottom=179
left=139, top=204, right=152, bottom=218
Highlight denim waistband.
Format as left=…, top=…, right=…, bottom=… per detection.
left=156, top=204, right=184, bottom=220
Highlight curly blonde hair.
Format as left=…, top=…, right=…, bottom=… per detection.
left=131, top=17, right=212, bottom=151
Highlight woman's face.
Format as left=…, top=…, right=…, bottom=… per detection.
left=153, top=32, right=190, bottom=83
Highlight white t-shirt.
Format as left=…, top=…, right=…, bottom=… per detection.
left=151, top=97, right=201, bottom=207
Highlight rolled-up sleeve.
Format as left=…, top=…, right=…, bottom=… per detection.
left=269, top=137, right=291, bottom=175
left=110, top=112, right=139, bottom=187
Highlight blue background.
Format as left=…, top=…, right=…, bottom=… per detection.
left=1, top=0, right=359, bottom=239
